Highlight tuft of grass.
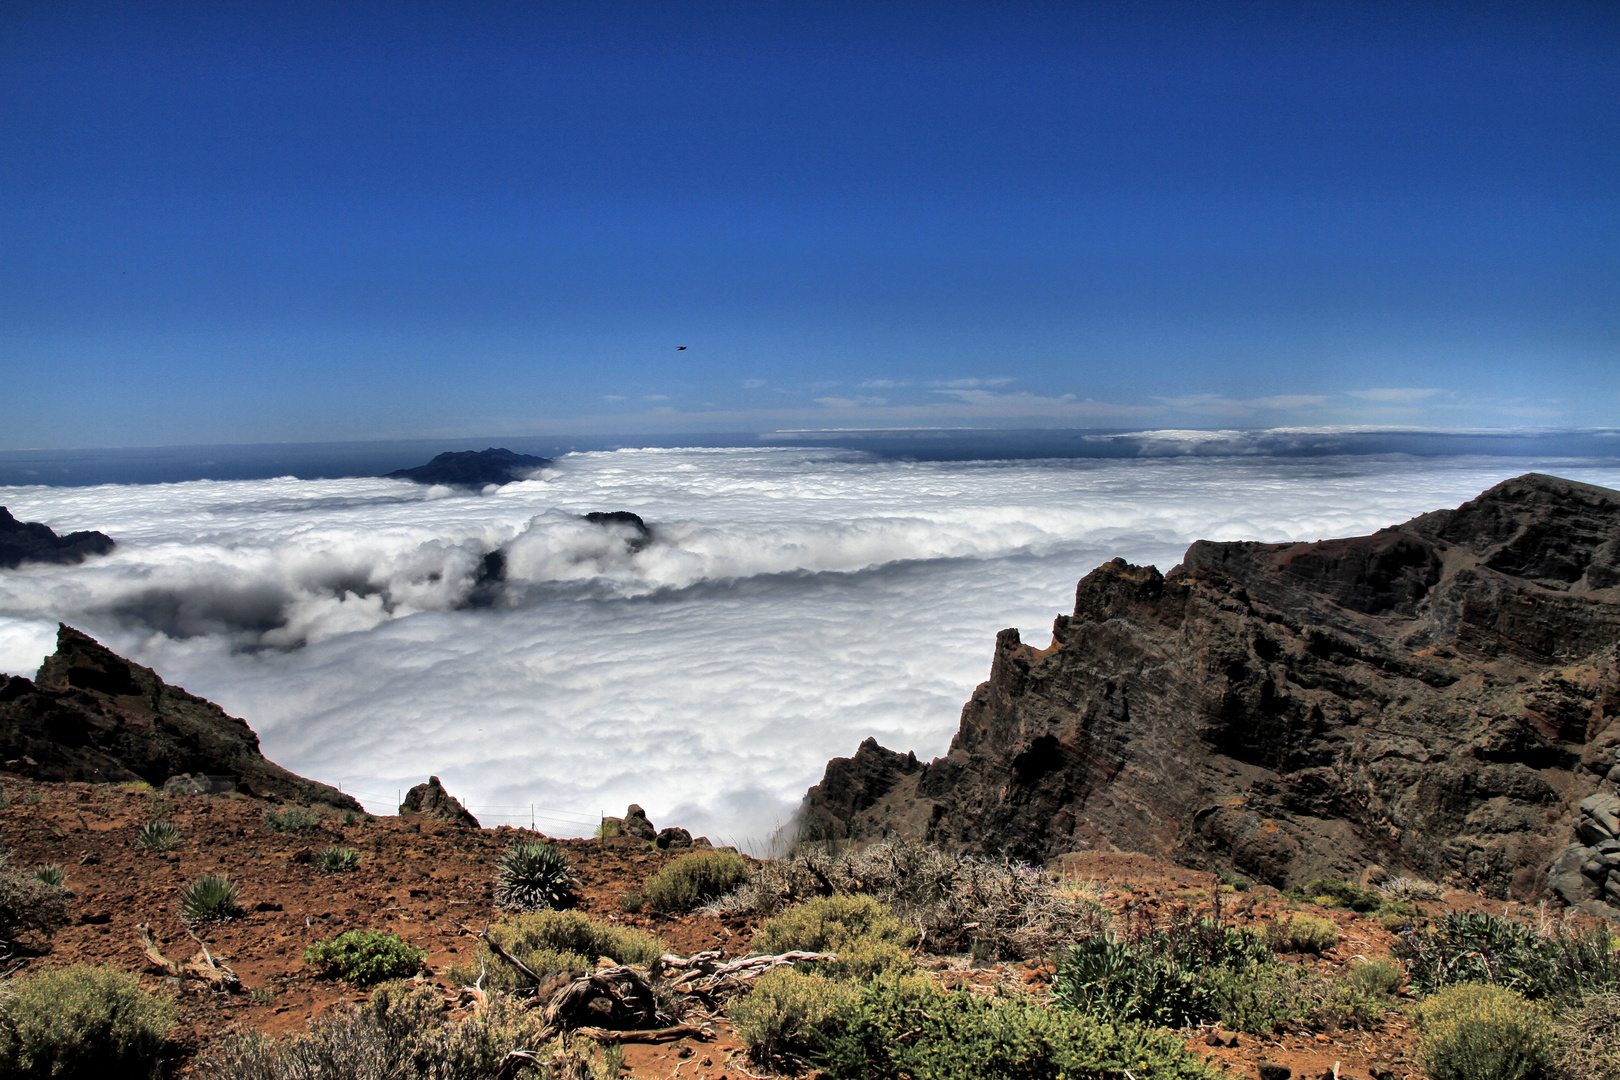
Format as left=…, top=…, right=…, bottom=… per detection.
left=263, top=807, right=322, bottom=833
left=135, top=820, right=181, bottom=851
left=643, top=849, right=749, bottom=914
left=33, top=864, right=66, bottom=888
left=494, top=841, right=579, bottom=911
left=595, top=817, right=622, bottom=839
left=313, top=846, right=360, bottom=873
left=303, top=930, right=425, bottom=985
left=178, top=872, right=241, bottom=927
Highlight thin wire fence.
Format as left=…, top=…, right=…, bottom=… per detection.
left=334, top=783, right=604, bottom=834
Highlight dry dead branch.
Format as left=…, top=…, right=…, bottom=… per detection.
left=135, top=922, right=242, bottom=991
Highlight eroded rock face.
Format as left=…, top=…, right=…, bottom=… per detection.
left=801, top=474, right=1620, bottom=905
left=0, top=507, right=114, bottom=569
left=399, top=775, right=480, bottom=828
left=0, top=625, right=359, bottom=809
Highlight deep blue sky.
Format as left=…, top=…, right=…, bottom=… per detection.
left=2, top=1, right=1616, bottom=449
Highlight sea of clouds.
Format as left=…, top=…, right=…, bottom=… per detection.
left=4, top=447, right=1619, bottom=848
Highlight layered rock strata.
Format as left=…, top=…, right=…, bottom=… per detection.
left=0, top=624, right=359, bottom=809
left=801, top=474, right=1620, bottom=908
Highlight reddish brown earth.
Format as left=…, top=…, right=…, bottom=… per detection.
left=2, top=775, right=1580, bottom=1080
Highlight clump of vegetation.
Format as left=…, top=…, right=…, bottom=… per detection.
left=1413, top=983, right=1557, bottom=1080
left=1555, top=989, right=1620, bottom=1080
left=493, top=841, right=579, bottom=911
left=595, top=817, right=622, bottom=839
left=304, top=930, right=426, bottom=985
left=201, top=981, right=570, bottom=1079
left=1394, top=910, right=1618, bottom=999
left=0, top=964, right=175, bottom=1079
left=643, top=849, right=749, bottom=914
left=0, top=855, right=72, bottom=948
left=178, top=872, right=241, bottom=927
left=1217, top=869, right=1252, bottom=891
left=134, top=820, right=180, bottom=851
left=619, top=890, right=644, bottom=914
left=709, top=841, right=1106, bottom=960
left=732, top=968, right=1218, bottom=1079
left=1285, top=877, right=1384, bottom=913
left=1314, top=957, right=1405, bottom=1030
left=263, top=807, right=322, bottom=833
left=753, top=895, right=916, bottom=980
left=32, top=865, right=65, bottom=888
left=452, top=911, right=666, bottom=992
left=1379, top=875, right=1444, bottom=901
left=1270, top=913, right=1340, bottom=954
left=314, top=846, right=360, bottom=873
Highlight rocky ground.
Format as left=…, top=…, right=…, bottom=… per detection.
left=6, top=775, right=1582, bottom=1080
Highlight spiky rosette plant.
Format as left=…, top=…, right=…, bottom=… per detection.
left=494, top=841, right=579, bottom=911
left=315, top=846, right=360, bottom=873
left=179, top=872, right=241, bottom=927
left=135, top=820, right=181, bottom=851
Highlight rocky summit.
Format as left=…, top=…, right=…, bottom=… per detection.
left=384, top=447, right=548, bottom=487
left=0, top=506, right=115, bottom=569
left=800, top=473, right=1620, bottom=916
left=0, top=624, right=359, bottom=809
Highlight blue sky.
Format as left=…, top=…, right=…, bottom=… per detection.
left=2, top=1, right=1616, bottom=449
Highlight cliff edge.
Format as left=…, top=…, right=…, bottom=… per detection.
left=800, top=474, right=1620, bottom=914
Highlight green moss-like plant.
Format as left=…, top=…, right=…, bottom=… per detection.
left=1414, top=983, right=1557, bottom=1080
left=303, top=930, right=426, bottom=985
left=642, top=849, right=749, bottom=913
left=0, top=964, right=175, bottom=1079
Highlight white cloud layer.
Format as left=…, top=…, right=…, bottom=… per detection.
left=5, top=449, right=1618, bottom=848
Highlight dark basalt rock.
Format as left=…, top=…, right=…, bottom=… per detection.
left=385, top=448, right=547, bottom=488
left=0, top=625, right=359, bottom=809
left=800, top=474, right=1620, bottom=911
left=0, top=507, right=115, bottom=569
left=399, top=775, right=480, bottom=828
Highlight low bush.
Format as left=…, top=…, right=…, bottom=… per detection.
left=619, top=890, right=644, bottom=914
left=314, top=846, right=360, bottom=873
left=1313, top=958, right=1404, bottom=1031
left=729, top=968, right=860, bottom=1060
left=200, top=981, right=562, bottom=1080
left=1379, top=875, right=1444, bottom=901
left=1285, top=877, right=1384, bottom=913
left=1395, top=911, right=1619, bottom=999
left=134, top=820, right=180, bottom=851
left=752, top=894, right=914, bottom=957
left=303, top=931, right=426, bottom=985
left=0, top=964, right=175, bottom=1079
left=643, top=850, right=749, bottom=914
left=1413, top=983, right=1557, bottom=1080
left=493, top=841, right=579, bottom=911
left=0, top=856, right=72, bottom=948
left=453, top=911, right=666, bottom=993
left=1555, top=989, right=1620, bottom=1080
left=263, top=807, right=322, bottom=833
left=1217, top=869, right=1252, bottom=891
left=178, top=872, right=241, bottom=927
left=767, top=970, right=1220, bottom=1080
left=1270, top=913, right=1339, bottom=953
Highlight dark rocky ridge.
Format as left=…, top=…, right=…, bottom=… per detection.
left=0, top=506, right=115, bottom=569
left=800, top=474, right=1620, bottom=916
left=385, top=447, right=548, bottom=487
left=0, top=624, right=359, bottom=809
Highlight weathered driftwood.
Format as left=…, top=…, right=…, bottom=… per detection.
left=136, top=923, right=242, bottom=991
left=657, top=949, right=836, bottom=996
left=573, top=1023, right=709, bottom=1044
left=543, top=965, right=670, bottom=1030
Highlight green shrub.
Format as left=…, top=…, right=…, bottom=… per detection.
left=642, top=850, right=749, bottom=914
left=455, top=911, right=666, bottom=992
left=0, top=857, right=72, bottom=947
left=619, top=890, right=644, bottom=914
left=1271, top=913, right=1339, bottom=953
left=795, top=971, right=1219, bottom=1080
left=753, top=894, right=914, bottom=955
left=33, top=865, right=65, bottom=888
left=264, top=807, right=322, bottom=833
left=178, top=872, right=241, bottom=927
left=134, top=820, right=180, bottom=851
left=1555, top=989, right=1620, bottom=1080
left=729, top=968, right=861, bottom=1059
left=1285, top=877, right=1384, bottom=913
left=314, top=846, right=360, bottom=873
left=1313, top=958, right=1404, bottom=1031
left=1414, top=983, right=1557, bottom=1080
left=1217, top=869, right=1252, bottom=891
left=1395, top=911, right=1619, bottom=999
left=0, top=964, right=175, bottom=1079
left=1201, top=962, right=1320, bottom=1035
left=493, top=841, right=579, bottom=911
left=304, top=931, right=426, bottom=985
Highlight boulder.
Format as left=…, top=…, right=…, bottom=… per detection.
left=399, top=776, right=480, bottom=828
left=655, top=826, right=692, bottom=850
left=622, top=804, right=658, bottom=842
left=162, top=773, right=237, bottom=795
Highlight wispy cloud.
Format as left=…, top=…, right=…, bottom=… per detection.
left=642, top=394, right=670, bottom=402
left=860, top=379, right=908, bottom=389
left=742, top=379, right=767, bottom=389
left=1348, top=388, right=1443, bottom=403
left=602, top=395, right=628, bottom=402
left=1156, top=394, right=1327, bottom=416
left=933, top=377, right=1014, bottom=389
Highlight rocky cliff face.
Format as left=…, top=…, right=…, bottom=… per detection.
left=800, top=474, right=1620, bottom=915
left=0, top=506, right=114, bottom=569
left=0, top=625, right=360, bottom=809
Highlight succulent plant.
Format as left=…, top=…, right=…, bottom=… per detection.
left=135, top=820, right=181, bottom=851
left=315, top=846, right=360, bottom=873
left=494, top=841, right=579, bottom=911
left=33, top=864, right=66, bottom=887
left=179, top=872, right=241, bottom=926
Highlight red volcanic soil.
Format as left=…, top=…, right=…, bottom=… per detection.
left=0, top=775, right=1567, bottom=1079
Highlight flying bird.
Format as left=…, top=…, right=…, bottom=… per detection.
left=676, top=346, right=687, bottom=350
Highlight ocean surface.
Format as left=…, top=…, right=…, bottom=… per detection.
left=3, top=434, right=1619, bottom=849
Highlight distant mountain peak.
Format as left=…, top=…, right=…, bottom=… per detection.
left=384, top=448, right=548, bottom=488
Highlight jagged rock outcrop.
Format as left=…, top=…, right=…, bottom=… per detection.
left=801, top=474, right=1620, bottom=907
left=398, top=775, right=480, bottom=828
left=0, top=507, right=114, bottom=569
left=0, top=625, right=359, bottom=809
left=385, top=448, right=547, bottom=487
